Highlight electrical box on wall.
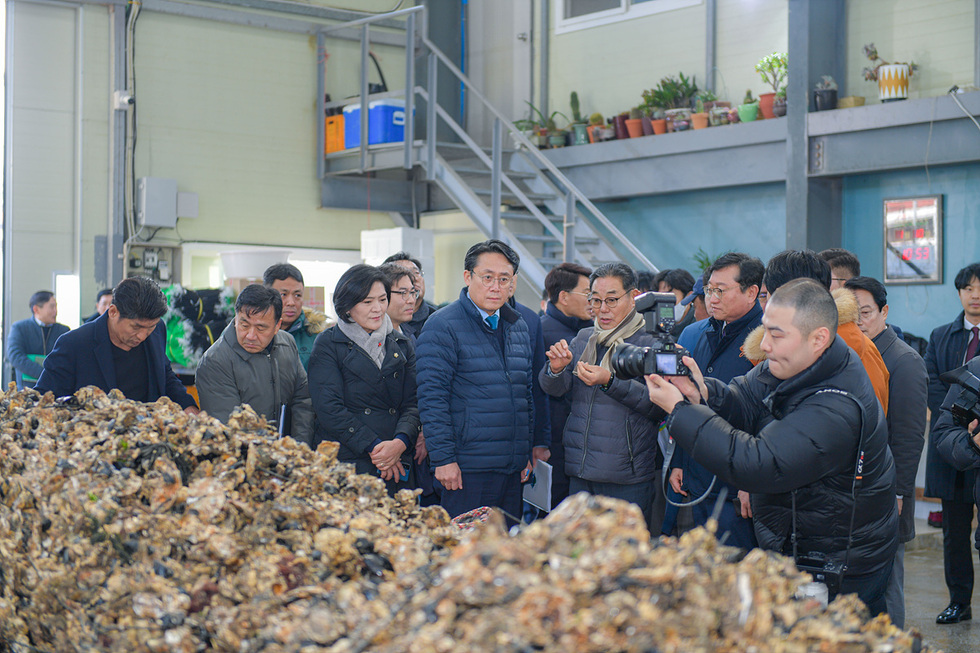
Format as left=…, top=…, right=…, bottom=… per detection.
left=126, top=244, right=180, bottom=284
left=137, top=177, right=178, bottom=229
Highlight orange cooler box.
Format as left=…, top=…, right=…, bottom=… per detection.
left=325, top=114, right=345, bottom=154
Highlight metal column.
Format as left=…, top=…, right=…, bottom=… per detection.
left=490, top=118, right=502, bottom=238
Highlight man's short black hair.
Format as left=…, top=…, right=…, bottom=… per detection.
left=763, top=249, right=832, bottom=294
left=333, top=264, right=390, bottom=324
left=818, top=248, right=861, bottom=277
left=844, top=276, right=888, bottom=311
left=29, top=291, right=54, bottom=311
left=382, top=251, right=423, bottom=272
left=954, top=263, right=980, bottom=290
left=660, top=268, right=697, bottom=295
left=463, top=239, right=520, bottom=275
left=636, top=270, right=658, bottom=293
left=707, top=252, right=764, bottom=292
left=544, top=262, right=593, bottom=304
left=96, top=288, right=113, bottom=301
left=235, top=284, right=283, bottom=322
left=590, top=262, right=637, bottom=291
left=378, top=261, right=416, bottom=288
left=113, top=277, right=168, bottom=321
left=769, top=278, right=838, bottom=338
left=263, top=263, right=304, bottom=286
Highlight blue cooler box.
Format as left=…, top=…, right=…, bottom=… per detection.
left=343, top=99, right=408, bottom=148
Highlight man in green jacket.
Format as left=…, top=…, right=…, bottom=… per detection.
left=263, top=263, right=328, bottom=370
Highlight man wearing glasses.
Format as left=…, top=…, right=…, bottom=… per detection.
left=667, top=253, right=764, bottom=547
left=416, top=239, right=547, bottom=524
left=540, top=263, right=666, bottom=529
left=382, top=251, right=438, bottom=336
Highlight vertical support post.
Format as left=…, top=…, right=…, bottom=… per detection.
left=539, top=0, right=549, bottom=117
left=490, top=118, right=502, bottom=239
left=316, top=31, right=326, bottom=180
left=705, top=0, right=716, bottom=93
left=426, top=52, right=437, bottom=181
left=359, top=24, right=370, bottom=173
left=975, top=0, right=980, bottom=87
left=403, top=12, right=416, bottom=170
left=563, top=193, right=576, bottom=262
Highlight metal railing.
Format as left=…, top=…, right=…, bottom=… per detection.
left=318, top=5, right=657, bottom=273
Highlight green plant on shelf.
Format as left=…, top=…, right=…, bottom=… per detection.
left=755, top=52, right=788, bottom=95
left=862, top=43, right=918, bottom=81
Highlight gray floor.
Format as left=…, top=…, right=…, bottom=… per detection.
left=904, top=523, right=979, bottom=653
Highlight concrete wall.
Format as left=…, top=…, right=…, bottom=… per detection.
left=845, top=0, right=976, bottom=102
left=842, top=162, right=980, bottom=339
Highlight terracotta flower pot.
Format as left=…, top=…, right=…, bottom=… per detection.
left=625, top=118, right=644, bottom=138
left=651, top=119, right=667, bottom=135
left=758, top=92, right=776, bottom=119
left=691, top=112, right=709, bottom=129
left=587, top=124, right=601, bottom=143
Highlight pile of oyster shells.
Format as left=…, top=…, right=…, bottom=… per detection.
left=0, top=387, right=936, bottom=652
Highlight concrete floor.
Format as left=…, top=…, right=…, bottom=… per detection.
left=903, top=521, right=979, bottom=653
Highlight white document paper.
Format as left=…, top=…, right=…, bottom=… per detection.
left=523, top=460, right=553, bottom=512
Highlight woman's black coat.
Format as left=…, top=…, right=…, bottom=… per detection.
left=308, top=325, right=420, bottom=472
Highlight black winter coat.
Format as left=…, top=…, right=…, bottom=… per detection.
left=873, top=326, right=927, bottom=543
left=539, top=328, right=665, bottom=484
left=667, top=336, right=898, bottom=578
left=307, top=326, right=420, bottom=468
left=923, top=313, right=977, bottom=501
left=933, top=355, right=980, bottom=550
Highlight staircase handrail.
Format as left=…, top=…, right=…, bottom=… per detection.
left=418, top=28, right=657, bottom=273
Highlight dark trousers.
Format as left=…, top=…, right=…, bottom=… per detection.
left=839, top=557, right=894, bottom=617
left=569, top=476, right=657, bottom=531
left=438, top=471, right=524, bottom=527
left=942, top=498, right=976, bottom=604
left=550, top=445, right=571, bottom=510
left=692, top=497, right=758, bottom=550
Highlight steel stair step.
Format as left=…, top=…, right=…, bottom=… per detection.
left=451, top=166, right=537, bottom=179
left=473, top=188, right=557, bottom=202
left=516, top=234, right=600, bottom=245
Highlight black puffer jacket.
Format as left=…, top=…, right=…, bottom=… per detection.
left=667, top=336, right=898, bottom=578
left=539, top=329, right=665, bottom=484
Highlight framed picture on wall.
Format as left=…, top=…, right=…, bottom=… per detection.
left=883, top=195, right=943, bottom=284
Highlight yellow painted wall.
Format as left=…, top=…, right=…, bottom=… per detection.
left=547, top=0, right=789, bottom=121
left=845, top=0, right=976, bottom=102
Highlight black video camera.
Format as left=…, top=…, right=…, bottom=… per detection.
left=610, top=292, right=690, bottom=380
left=940, top=364, right=980, bottom=428
left=795, top=552, right=845, bottom=597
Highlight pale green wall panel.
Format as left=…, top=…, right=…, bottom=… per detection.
left=714, top=0, right=788, bottom=101
left=846, top=0, right=975, bottom=102
left=129, top=12, right=393, bottom=250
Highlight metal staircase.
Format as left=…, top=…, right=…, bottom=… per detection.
left=318, top=6, right=657, bottom=291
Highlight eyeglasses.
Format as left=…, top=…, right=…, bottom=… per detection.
left=474, top=274, right=513, bottom=288
left=588, top=293, right=628, bottom=309
left=704, top=286, right=732, bottom=299
left=565, top=290, right=591, bottom=298
left=391, top=288, right=420, bottom=299
left=758, top=291, right=769, bottom=301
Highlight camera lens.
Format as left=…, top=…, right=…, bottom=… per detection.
left=611, top=344, right=649, bottom=380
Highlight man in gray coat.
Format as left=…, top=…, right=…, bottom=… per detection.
left=541, top=263, right=665, bottom=528
left=196, top=284, right=314, bottom=444
left=846, top=276, right=927, bottom=628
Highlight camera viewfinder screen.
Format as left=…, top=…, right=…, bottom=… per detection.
left=658, top=304, right=673, bottom=321
left=656, top=353, right=678, bottom=375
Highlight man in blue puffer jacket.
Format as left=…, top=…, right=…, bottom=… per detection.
left=417, top=239, right=548, bottom=523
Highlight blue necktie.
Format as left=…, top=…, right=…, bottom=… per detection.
left=485, top=314, right=498, bottom=329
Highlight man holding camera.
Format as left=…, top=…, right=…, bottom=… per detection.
left=540, top=263, right=665, bottom=529
left=646, top=279, right=897, bottom=614
left=668, top=252, right=764, bottom=548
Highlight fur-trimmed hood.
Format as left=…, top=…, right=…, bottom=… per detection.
left=302, top=306, right=330, bottom=335
left=742, top=287, right=859, bottom=363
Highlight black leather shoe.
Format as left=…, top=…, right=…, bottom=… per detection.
left=936, top=602, right=972, bottom=624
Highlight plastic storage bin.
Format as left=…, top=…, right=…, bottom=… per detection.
left=325, top=114, right=345, bottom=154
left=343, top=99, right=407, bottom=149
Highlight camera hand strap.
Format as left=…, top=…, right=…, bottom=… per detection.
left=791, top=388, right=867, bottom=575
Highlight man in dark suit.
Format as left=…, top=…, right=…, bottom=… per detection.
left=35, top=277, right=198, bottom=413
left=924, top=262, right=980, bottom=624
left=7, top=291, right=70, bottom=389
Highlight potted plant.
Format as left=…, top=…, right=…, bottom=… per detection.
left=691, top=96, right=709, bottom=129
left=569, top=91, right=589, bottom=145
left=813, top=75, right=838, bottom=111
left=646, top=73, right=697, bottom=132
left=863, top=43, right=918, bottom=102
left=737, top=89, right=759, bottom=123
left=772, top=86, right=787, bottom=117
left=522, top=102, right=569, bottom=148
left=625, top=107, right=645, bottom=138
left=755, top=51, right=787, bottom=119
left=587, top=112, right=604, bottom=143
